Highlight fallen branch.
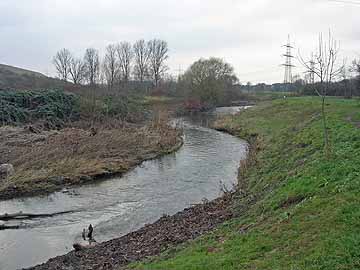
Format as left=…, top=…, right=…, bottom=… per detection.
left=0, top=210, right=74, bottom=221
left=0, top=224, right=20, bottom=230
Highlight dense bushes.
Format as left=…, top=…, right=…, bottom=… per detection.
left=0, top=89, right=80, bottom=126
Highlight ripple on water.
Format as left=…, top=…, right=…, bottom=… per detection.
left=0, top=116, right=248, bottom=270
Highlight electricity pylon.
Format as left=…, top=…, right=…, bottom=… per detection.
left=282, top=35, right=295, bottom=87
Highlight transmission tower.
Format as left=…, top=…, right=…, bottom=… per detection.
left=176, top=65, right=184, bottom=82
left=282, top=35, right=295, bottom=86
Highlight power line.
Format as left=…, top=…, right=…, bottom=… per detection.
left=237, top=67, right=281, bottom=76
left=325, top=0, right=360, bottom=5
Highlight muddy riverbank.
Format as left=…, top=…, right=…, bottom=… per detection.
left=0, top=123, right=182, bottom=200
left=28, top=194, right=234, bottom=270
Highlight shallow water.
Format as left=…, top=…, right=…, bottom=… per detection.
left=0, top=108, right=248, bottom=270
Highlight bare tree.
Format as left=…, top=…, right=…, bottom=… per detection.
left=133, top=39, right=150, bottom=82
left=84, top=48, right=100, bottom=86
left=340, top=59, right=351, bottom=98
left=103, top=44, right=119, bottom=90
left=350, top=59, right=360, bottom=96
left=69, top=57, right=85, bottom=85
left=116, top=42, right=133, bottom=83
left=351, top=59, right=360, bottom=76
left=246, top=81, right=252, bottom=94
left=53, top=48, right=72, bottom=81
left=299, top=31, right=343, bottom=155
left=148, top=39, right=169, bottom=87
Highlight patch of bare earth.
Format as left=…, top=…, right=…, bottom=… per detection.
left=346, top=115, right=360, bottom=128
left=0, top=123, right=182, bottom=200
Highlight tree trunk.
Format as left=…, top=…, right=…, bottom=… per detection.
left=321, top=96, right=330, bottom=157
left=0, top=210, right=73, bottom=221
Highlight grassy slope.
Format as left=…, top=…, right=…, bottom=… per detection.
left=131, top=97, right=360, bottom=270
left=0, top=64, right=46, bottom=78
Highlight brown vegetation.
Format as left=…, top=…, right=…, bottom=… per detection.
left=0, top=121, right=182, bottom=200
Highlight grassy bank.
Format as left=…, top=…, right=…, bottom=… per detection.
left=131, top=97, right=360, bottom=270
left=0, top=122, right=182, bottom=200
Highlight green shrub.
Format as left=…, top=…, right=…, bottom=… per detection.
left=0, top=89, right=80, bottom=126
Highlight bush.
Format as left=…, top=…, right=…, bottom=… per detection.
left=0, top=89, right=80, bottom=126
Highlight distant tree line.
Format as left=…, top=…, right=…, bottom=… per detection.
left=52, top=39, right=169, bottom=91
left=241, top=59, right=360, bottom=98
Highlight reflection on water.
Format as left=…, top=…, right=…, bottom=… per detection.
left=0, top=109, right=248, bottom=270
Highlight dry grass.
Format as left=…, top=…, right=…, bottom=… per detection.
left=0, top=121, right=182, bottom=199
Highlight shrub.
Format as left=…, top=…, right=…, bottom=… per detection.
left=0, top=89, right=80, bottom=126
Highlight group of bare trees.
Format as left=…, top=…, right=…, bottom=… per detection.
left=53, top=39, right=169, bottom=90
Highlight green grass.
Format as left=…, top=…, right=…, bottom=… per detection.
left=130, top=97, right=360, bottom=270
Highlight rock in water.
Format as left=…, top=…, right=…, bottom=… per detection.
left=0, top=164, right=14, bottom=179
left=73, top=243, right=84, bottom=251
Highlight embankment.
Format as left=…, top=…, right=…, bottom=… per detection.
left=131, top=97, right=360, bottom=270
left=24, top=97, right=360, bottom=270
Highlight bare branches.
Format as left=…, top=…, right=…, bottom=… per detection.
left=298, top=31, right=343, bottom=156
left=103, top=44, right=119, bottom=90
left=148, top=39, right=169, bottom=87
left=52, top=39, right=170, bottom=90
left=117, top=42, right=133, bottom=83
left=53, top=48, right=72, bottom=81
left=69, top=57, right=85, bottom=85
left=298, top=31, right=343, bottom=97
left=84, top=48, right=100, bottom=86
left=133, top=39, right=150, bottom=82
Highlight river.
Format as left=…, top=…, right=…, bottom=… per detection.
left=0, top=107, right=248, bottom=270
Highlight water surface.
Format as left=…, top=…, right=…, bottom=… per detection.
left=0, top=109, right=248, bottom=270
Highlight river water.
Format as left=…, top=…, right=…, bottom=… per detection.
left=0, top=107, right=248, bottom=270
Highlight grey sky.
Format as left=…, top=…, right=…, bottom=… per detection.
left=0, top=0, right=359, bottom=83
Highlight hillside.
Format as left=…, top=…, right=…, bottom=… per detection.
left=0, top=64, right=65, bottom=90
left=131, top=97, right=360, bottom=270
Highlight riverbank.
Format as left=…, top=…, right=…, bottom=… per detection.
left=0, top=122, right=182, bottom=200
left=28, top=194, right=234, bottom=270
left=130, top=97, right=360, bottom=269
left=19, top=97, right=360, bottom=270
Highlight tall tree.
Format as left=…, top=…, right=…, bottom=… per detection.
left=83, top=48, right=100, bottom=86
left=148, top=39, right=169, bottom=87
left=69, top=57, right=85, bottom=85
left=116, top=42, right=133, bottom=83
left=133, top=39, right=150, bottom=82
left=182, top=57, right=238, bottom=105
left=299, top=31, right=343, bottom=155
left=246, top=81, right=252, bottom=94
left=103, top=44, right=119, bottom=90
left=53, top=48, right=72, bottom=81
left=351, top=59, right=360, bottom=96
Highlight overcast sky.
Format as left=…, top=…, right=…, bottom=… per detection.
left=0, top=0, right=359, bottom=83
